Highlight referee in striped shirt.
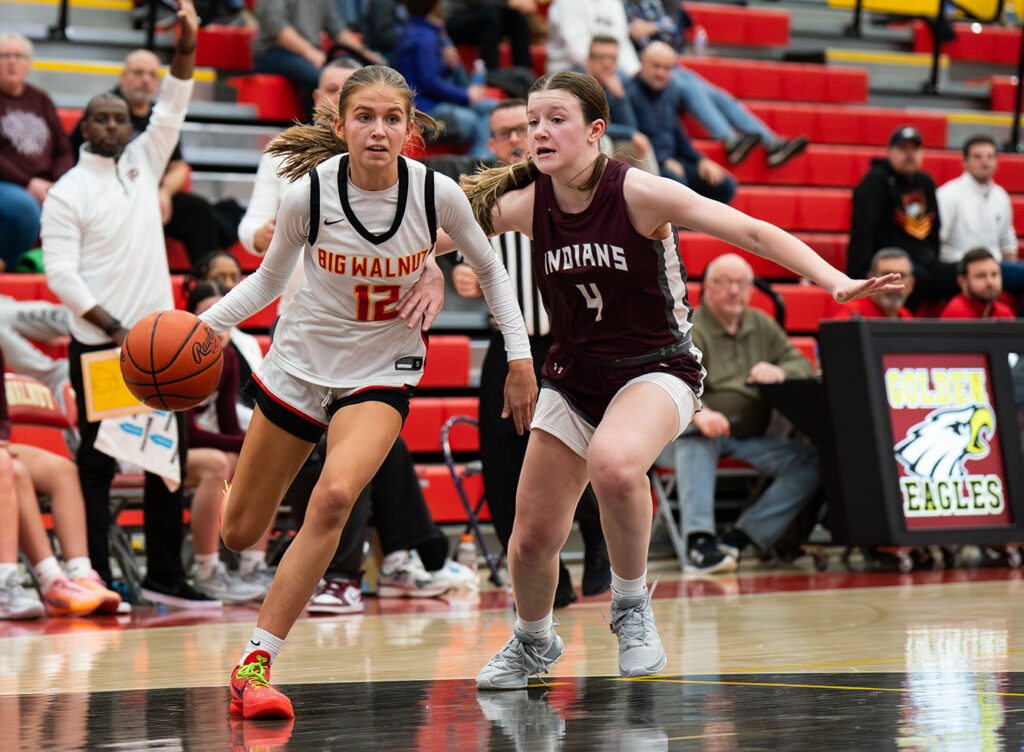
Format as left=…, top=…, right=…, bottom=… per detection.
left=453, top=100, right=609, bottom=606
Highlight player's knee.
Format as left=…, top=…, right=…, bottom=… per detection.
left=307, top=480, right=358, bottom=530
left=588, top=449, right=644, bottom=503
left=509, top=525, right=562, bottom=563
left=220, top=520, right=259, bottom=553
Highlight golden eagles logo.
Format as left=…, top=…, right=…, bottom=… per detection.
left=894, top=404, right=994, bottom=479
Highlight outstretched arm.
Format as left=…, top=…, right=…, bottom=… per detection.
left=623, top=169, right=902, bottom=303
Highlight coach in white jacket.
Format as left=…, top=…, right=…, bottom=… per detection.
left=40, top=1, right=217, bottom=608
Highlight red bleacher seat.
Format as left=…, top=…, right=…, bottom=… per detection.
left=789, top=335, right=818, bottom=366
left=0, top=274, right=59, bottom=303
left=195, top=25, right=254, bottom=70
left=57, top=108, right=82, bottom=137
left=680, top=232, right=848, bottom=279
left=681, top=58, right=868, bottom=104
left=400, top=396, right=479, bottom=453
left=695, top=140, right=1024, bottom=192
left=5, top=374, right=73, bottom=460
left=228, top=74, right=303, bottom=122
left=165, top=237, right=190, bottom=272
left=420, top=335, right=471, bottom=388
left=731, top=187, right=852, bottom=233
left=416, top=463, right=487, bottom=523
left=230, top=241, right=264, bottom=273
left=686, top=1, right=790, bottom=47
left=991, top=75, right=1017, bottom=112
left=913, top=20, right=1020, bottom=64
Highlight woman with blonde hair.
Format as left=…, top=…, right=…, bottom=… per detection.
left=196, top=65, right=536, bottom=718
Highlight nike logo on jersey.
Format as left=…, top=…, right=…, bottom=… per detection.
left=324, top=217, right=346, bottom=225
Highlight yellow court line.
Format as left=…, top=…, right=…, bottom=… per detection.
left=5, top=0, right=132, bottom=9
left=726, top=647, right=1024, bottom=674
left=33, top=59, right=216, bottom=82
left=827, top=49, right=949, bottom=67
left=614, top=677, right=1024, bottom=698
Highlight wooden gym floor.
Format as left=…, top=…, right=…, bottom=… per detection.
left=2, top=559, right=1023, bottom=750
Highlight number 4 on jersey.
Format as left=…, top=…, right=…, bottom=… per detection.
left=576, top=283, right=603, bottom=321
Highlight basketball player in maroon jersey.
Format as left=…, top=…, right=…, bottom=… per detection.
left=449, top=71, right=901, bottom=687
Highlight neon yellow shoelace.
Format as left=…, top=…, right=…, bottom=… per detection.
left=236, top=657, right=271, bottom=688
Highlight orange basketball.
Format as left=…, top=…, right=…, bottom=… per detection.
left=120, top=310, right=223, bottom=412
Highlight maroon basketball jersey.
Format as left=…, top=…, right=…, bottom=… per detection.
left=531, top=159, right=696, bottom=362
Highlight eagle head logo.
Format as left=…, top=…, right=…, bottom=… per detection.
left=893, top=404, right=994, bottom=479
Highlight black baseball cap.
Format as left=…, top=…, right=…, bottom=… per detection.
left=889, top=125, right=923, bottom=147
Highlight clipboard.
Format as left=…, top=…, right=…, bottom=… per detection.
left=80, top=348, right=149, bottom=423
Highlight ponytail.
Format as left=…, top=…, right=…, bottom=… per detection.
left=460, top=157, right=540, bottom=235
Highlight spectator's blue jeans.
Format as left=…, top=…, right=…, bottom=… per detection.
left=671, top=66, right=777, bottom=145
left=0, top=181, right=41, bottom=271
left=432, top=100, right=498, bottom=161
left=672, top=434, right=820, bottom=551
left=660, top=159, right=737, bottom=205
left=254, top=46, right=320, bottom=117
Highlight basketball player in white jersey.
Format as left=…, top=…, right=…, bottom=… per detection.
left=197, top=65, right=536, bottom=719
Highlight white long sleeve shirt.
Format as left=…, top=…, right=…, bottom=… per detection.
left=236, top=150, right=305, bottom=313
left=936, top=171, right=1017, bottom=263
left=546, top=0, right=640, bottom=77
left=41, top=74, right=194, bottom=344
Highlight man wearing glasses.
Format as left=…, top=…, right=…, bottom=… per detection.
left=0, top=32, right=73, bottom=272
left=668, top=253, right=820, bottom=573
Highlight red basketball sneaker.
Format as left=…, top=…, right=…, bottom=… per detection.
left=229, top=651, right=294, bottom=719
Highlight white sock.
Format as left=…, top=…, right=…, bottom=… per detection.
left=65, top=557, right=93, bottom=582
left=194, top=553, right=219, bottom=580
left=34, top=556, right=64, bottom=593
left=240, top=627, right=285, bottom=665
left=0, top=562, right=19, bottom=586
left=239, top=550, right=265, bottom=577
left=611, top=570, right=647, bottom=603
left=515, top=612, right=554, bottom=641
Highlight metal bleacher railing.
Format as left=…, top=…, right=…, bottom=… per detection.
left=49, top=0, right=167, bottom=49
left=843, top=0, right=1024, bottom=151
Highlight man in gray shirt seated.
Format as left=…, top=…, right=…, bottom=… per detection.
left=252, top=0, right=385, bottom=117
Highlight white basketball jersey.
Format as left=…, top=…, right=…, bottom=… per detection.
left=268, top=154, right=435, bottom=389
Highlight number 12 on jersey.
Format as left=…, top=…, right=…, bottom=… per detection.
left=576, top=283, right=603, bottom=321
left=354, top=283, right=401, bottom=322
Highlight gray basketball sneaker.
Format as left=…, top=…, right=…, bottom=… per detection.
left=476, top=625, right=564, bottom=690
left=609, top=583, right=666, bottom=677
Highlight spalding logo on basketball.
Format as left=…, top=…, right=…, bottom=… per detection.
left=120, top=310, right=224, bottom=411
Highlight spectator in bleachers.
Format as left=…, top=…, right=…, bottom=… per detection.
left=671, top=253, right=819, bottom=572
left=628, top=42, right=736, bottom=204
left=184, top=281, right=268, bottom=603
left=546, top=0, right=640, bottom=77
left=452, top=99, right=611, bottom=605
left=252, top=0, right=385, bottom=117
left=940, top=248, right=1016, bottom=320
left=0, top=32, right=73, bottom=273
left=847, top=125, right=953, bottom=311
left=69, top=49, right=237, bottom=266
left=40, top=3, right=219, bottom=609
left=585, top=36, right=658, bottom=176
left=937, top=135, right=1024, bottom=295
left=834, top=247, right=916, bottom=319
left=233, top=60, right=453, bottom=607
left=622, top=0, right=808, bottom=168
left=394, top=0, right=499, bottom=160
left=444, top=0, right=536, bottom=73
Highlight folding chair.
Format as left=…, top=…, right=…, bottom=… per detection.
left=440, top=415, right=504, bottom=586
